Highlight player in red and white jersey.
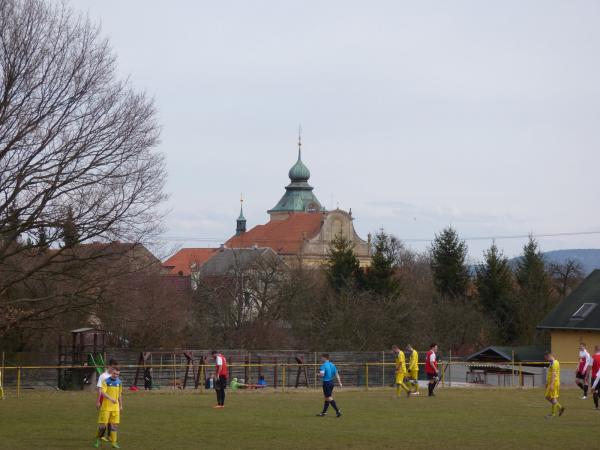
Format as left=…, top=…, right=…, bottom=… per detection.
left=211, top=351, right=229, bottom=409
left=575, top=343, right=592, bottom=399
left=425, top=343, right=439, bottom=397
left=590, top=345, right=600, bottom=409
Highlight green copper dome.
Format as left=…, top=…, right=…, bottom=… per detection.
left=288, top=150, right=310, bottom=182
left=268, top=144, right=324, bottom=215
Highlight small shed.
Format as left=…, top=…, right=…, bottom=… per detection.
left=464, top=346, right=546, bottom=387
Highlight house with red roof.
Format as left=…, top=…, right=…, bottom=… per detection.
left=162, top=247, right=219, bottom=276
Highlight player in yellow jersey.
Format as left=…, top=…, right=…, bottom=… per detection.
left=94, top=366, right=123, bottom=448
left=392, top=345, right=411, bottom=397
left=544, top=352, right=565, bottom=418
left=406, top=344, right=419, bottom=395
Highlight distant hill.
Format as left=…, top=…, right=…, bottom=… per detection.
left=508, top=249, right=600, bottom=275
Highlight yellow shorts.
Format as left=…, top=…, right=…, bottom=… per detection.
left=545, top=387, right=559, bottom=400
left=98, top=410, right=120, bottom=425
left=395, top=373, right=407, bottom=384
left=409, top=369, right=418, bottom=380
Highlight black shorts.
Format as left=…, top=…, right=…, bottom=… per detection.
left=576, top=372, right=586, bottom=380
left=426, top=373, right=438, bottom=381
left=322, top=381, right=334, bottom=397
left=215, top=375, right=227, bottom=390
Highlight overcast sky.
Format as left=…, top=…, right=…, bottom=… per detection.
left=72, top=0, right=600, bottom=261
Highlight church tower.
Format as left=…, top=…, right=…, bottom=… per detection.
left=236, top=197, right=246, bottom=236
left=267, top=135, right=324, bottom=220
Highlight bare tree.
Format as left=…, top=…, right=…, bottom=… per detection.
left=194, top=249, right=289, bottom=349
left=0, top=0, right=166, bottom=340
left=549, top=259, right=584, bottom=300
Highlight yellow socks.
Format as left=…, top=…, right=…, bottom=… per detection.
left=110, top=430, right=117, bottom=443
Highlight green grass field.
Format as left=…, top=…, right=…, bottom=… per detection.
left=0, top=387, right=598, bottom=449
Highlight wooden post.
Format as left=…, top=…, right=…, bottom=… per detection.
left=282, top=365, right=286, bottom=391
left=159, top=354, right=163, bottom=390
left=365, top=364, right=369, bottom=390
left=519, top=362, right=523, bottom=387
left=133, top=352, right=146, bottom=388
left=511, top=350, right=515, bottom=387
left=17, top=367, right=21, bottom=397
left=274, top=358, right=278, bottom=389
left=449, top=350, right=452, bottom=387
left=200, top=363, right=205, bottom=392
left=257, top=356, right=262, bottom=379
left=314, top=352, right=318, bottom=389
left=57, top=335, right=62, bottom=390
left=195, top=355, right=204, bottom=389
left=248, top=353, right=251, bottom=384
left=183, top=352, right=193, bottom=389
left=382, top=351, right=385, bottom=388
left=1, top=351, right=5, bottom=400
left=172, top=353, right=176, bottom=389
left=441, top=363, right=445, bottom=386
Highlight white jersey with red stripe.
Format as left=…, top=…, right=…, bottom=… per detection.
left=578, top=349, right=592, bottom=373
left=592, top=353, right=600, bottom=389
left=215, top=354, right=228, bottom=378
left=425, top=350, right=438, bottom=374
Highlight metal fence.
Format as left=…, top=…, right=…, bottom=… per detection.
left=0, top=349, right=583, bottom=398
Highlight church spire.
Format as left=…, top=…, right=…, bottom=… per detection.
left=288, top=126, right=310, bottom=182
left=236, top=194, right=246, bottom=235
left=298, top=124, right=302, bottom=159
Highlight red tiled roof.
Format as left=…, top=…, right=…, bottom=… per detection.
left=162, top=248, right=219, bottom=276
left=225, top=213, right=324, bottom=254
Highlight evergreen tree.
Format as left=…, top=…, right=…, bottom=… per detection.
left=61, top=207, right=79, bottom=248
left=1, top=206, right=21, bottom=244
left=37, top=227, right=49, bottom=251
left=366, top=230, right=402, bottom=296
left=514, top=236, right=552, bottom=344
left=476, top=243, right=517, bottom=343
left=430, top=227, right=469, bottom=300
left=326, top=233, right=363, bottom=290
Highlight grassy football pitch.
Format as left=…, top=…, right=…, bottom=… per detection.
left=0, top=387, right=598, bottom=449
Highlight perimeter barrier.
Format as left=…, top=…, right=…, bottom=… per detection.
left=0, top=353, right=583, bottom=398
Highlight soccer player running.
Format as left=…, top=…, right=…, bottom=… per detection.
left=575, top=343, right=592, bottom=399
left=590, top=345, right=600, bottom=409
left=94, top=366, right=123, bottom=449
left=425, top=343, right=439, bottom=397
left=316, top=353, right=342, bottom=417
left=406, top=344, right=420, bottom=395
left=96, top=359, right=117, bottom=444
left=544, top=351, right=565, bottom=418
left=211, top=351, right=228, bottom=409
left=392, top=345, right=411, bottom=397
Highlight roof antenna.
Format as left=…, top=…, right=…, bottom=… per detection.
left=297, top=124, right=302, bottom=158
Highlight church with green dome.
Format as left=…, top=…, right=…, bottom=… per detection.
left=163, top=137, right=371, bottom=278
left=226, top=138, right=371, bottom=267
